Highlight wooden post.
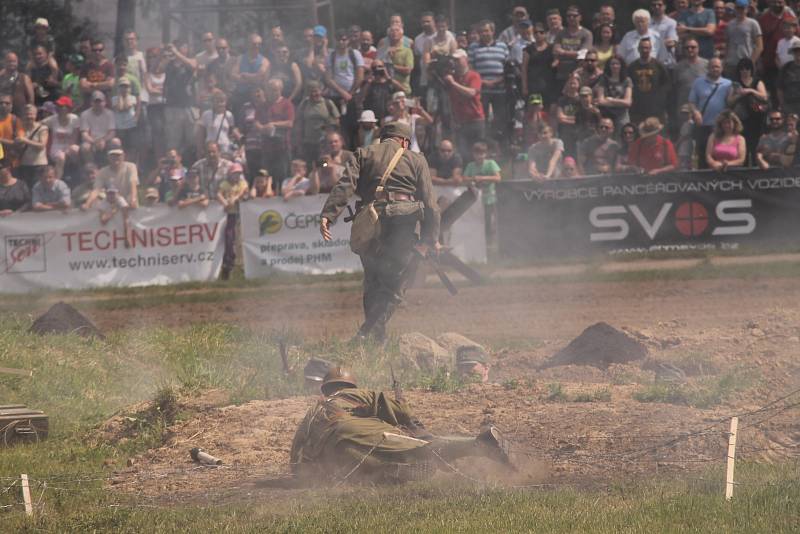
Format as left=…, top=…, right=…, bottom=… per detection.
left=725, top=416, right=738, bottom=501
left=20, top=474, right=32, bottom=517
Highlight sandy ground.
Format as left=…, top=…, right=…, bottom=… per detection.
left=86, top=267, right=800, bottom=502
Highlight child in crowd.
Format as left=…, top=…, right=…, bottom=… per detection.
left=60, top=54, right=83, bottom=109
left=217, top=163, right=249, bottom=280
left=142, top=187, right=160, bottom=206
left=250, top=169, right=275, bottom=198
left=164, top=171, right=184, bottom=206
left=176, top=169, right=209, bottom=208
left=73, top=162, right=98, bottom=209
left=97, top=185, right=129, bottom=225
left=462, top=141, right=501, bottom=254
left=282, top=159, right=311, bottom=200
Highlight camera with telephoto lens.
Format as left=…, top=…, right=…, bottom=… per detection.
left=430, top=54, right=455, bottom=79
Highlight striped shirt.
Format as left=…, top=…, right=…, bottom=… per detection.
left=468, top=41, right=509, bottom=94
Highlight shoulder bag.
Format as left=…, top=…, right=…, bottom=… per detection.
left=349, top=146, right=404, bottom=255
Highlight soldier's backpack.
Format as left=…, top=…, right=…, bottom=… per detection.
left=349, top=146, right=404, bottom=255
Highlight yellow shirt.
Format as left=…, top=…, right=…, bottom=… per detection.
left=218, top=177, right=248, bottom=214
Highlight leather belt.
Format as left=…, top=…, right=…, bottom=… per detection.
left=375, top=191, right=415, bottom=202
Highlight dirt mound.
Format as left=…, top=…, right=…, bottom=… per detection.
left=542, top=322, right=647, bottom=369
left=29, top=302, right=104, bottom=339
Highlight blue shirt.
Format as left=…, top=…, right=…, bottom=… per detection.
left=677, top=8, right=716, bottom=59
left=688, top=76, right=732, bottom=126
left=468, top=41, right=509, bottom=94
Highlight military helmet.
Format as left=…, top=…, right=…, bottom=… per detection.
left=320, top=366, right=358, bottom=395
left=381, top=121, right=412, bottom=141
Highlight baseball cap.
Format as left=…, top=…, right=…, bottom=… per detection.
left=358, top=109, right=377, bottom=123
left=67, top=53, right=84, bottom=66
left=579, top=86, right=593, bottom=96
left=313, top=25, right=327, bottom=37
left=34, top=18, right=49, bottom=28
left=106, top=186, right=119, bottom=193
left=118, top=77, right=131, bottom=87
left=734, top=0, right=748, bottom=7
left=391, top=91, right=407, bottom=101
left=451, top=48, right=467, bottom=59
left=144, top=187, right=159, bottom=199
left=91, top=90, right=105, bottom=102
left=107, top=147, right=124, bottom=155
left=519, top=19, right=533, bottom=28
left=55, top=95, right=74, bottom=108
left=228, top=162, right=244, bottom=175
left=528, top=93, right=543, bottom=105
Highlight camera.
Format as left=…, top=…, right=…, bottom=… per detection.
left=430, top=55, right=455, bottom=78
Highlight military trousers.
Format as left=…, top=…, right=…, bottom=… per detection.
left=358, top=212, right=419, bottom=340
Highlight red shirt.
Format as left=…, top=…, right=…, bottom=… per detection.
left=265, top=96, right=295, bottom=150
left=759, top=10, right=795, bottom=71
left=448, top=69, right=484, bottom=124
left=628, top=135, right=677, bottom=173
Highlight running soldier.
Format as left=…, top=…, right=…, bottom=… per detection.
left=319, top=122, right=439, bottom=342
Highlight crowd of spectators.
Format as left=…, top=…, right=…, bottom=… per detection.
left=3, top=5, right=800, bottom=269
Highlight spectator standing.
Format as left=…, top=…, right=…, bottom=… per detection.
left=673, top=38, right=708, bottom=114
left=596, top=56, right=633, bottom=133
left=191, top=141, right=233, bottom=198
left=499, top=6, right=531, bottom=45
left=429, top=139, right=463, bottom=184
left=217, top=163, right=249, bottom=280
left=619, top=10, right=670, bottom=65
left=522, top=23, right=557, bottom=107
left=723, top=0, right=763, bottom=78
left=556, top=75, right=582, bottom=156
left=594, top=24, right=618, bottom=70
left=651, top=0, right=679, bottom=62
left=355, top=110, right=379, bottom=148
left=310, top=131, right=355, bottom=194
left=776, top=17, right=800, bottom=68
left=553, top=6, right=594, bottom=84
left=208, top=39, right=238, bottom=97
left=575, top=86, right=603, bottom=143
left=760, top=0, right=797, bottom=92
left=29, top=45, right=60, bottom=106
left=271, top=45, right=303, bottom=103
left=628, top=38, right=670, bottom=125
left=712, top=0, right=731, bottom=54
left=27, top=18, right=57, bottom=66
left=627, top=117, right=678, bottom=174
left=80, top=91, right=116, bottom=163
left=756, top=110, right=796, bottom=168
left=61, top=54, right=84, bottom=109
left=31, top=165, right=71, bottom=211
left=195, top=32, right=219, bottom=70
left=324, top=28, right=364, bottom=146
left=96, top=145, right=139, bottom=208
left=282, top=159, right=311, bottom=199
left=573, top=50, right=603, bottom=88
left=0, top=94, right=24, bottom=169
left=293, top=81, right=340, bottom=166
left=232, top=34, right=270, bottom=116
left=122, top=30, right=147, bottom=95
left=0, top=53, right=34, bottom=117
left=249, top=169, right=274, bottom=199
left=443, top=49, right=484, bottom=159
left=561, top=156, right=580, bottom=177
left=676, top=104, right=696, bottom=168
left=616, top=122, right=640, bottom=172
left=414, top=12, right=438, bottom=96
left=468, top=20, right=510, bottom=139
left=145, top=47, right=166, bottom=161
left=688, top=57, right=733, bottom=168
left=727, top=57, right=768, bottom=165
left=359, top=31, right=378, bottom=70
left=546, top=9, right=565, bottom=45
left=778, top=42, right=800, bottom=115
left=578, top=117, right=620, bottom=175
left=358, top=59, right=395, bottom=124
left=197, top=89, right=235, bottom=158
left=510, top=20, right=534, bottom=66
left=0, top=157, right=30, bottom=215
left=16, top=104, right=49, bottom=189
left=705, top=109, right=747, bottom=170
left=261, top=79, right=295, bottom=188
left=43, top=96, right=80, bottom=181
left=301, top=26, right=330, bottom=87
left=384, top=92, right=432, bottom=153
left=377, top=25, right=414, bottom=95
left=677, top=0, right=718, bottom=59
left=163, top=41, right=197, bottom=158
left=527, top=123, right=564, bottom=179
left=111, top=78, right=140, bottom=158
left=79, top=40, right=115, bottom=107
left=462, top=141, right=501, bottom=253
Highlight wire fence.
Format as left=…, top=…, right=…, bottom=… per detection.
left=1, top=383, right=799, bottom=515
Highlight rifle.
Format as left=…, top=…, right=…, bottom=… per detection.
left=413, top=244, right=458, bottom=296
left=390, top=363, right=405, bottom=403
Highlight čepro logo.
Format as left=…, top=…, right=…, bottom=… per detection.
left=5, top=234, right=47, bottom=273
left=258, top=210, right=283, bottom=235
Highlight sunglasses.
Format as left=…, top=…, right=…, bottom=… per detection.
left=92, top=47, right=104, bottom=52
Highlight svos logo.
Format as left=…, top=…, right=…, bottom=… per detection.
left=589, top=200, right=755, bottom=242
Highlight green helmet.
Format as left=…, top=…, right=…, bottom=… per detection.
left=320, top=366, right=358, bottom=395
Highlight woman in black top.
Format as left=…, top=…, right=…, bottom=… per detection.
left=0, top=160, right=31, bottom=215
left=522, top=23, right=557, bottom=108
left=727, top=57, right=769, bottom=167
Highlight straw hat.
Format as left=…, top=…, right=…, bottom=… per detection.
left=638, top=117, right=663, bottom=138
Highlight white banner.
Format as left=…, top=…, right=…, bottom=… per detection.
left=240, top=187, right=486, bottom=277
left=0, top=205, right=226, bottom=293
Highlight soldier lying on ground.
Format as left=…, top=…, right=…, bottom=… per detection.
left=290, top=366, right=512, bottom=483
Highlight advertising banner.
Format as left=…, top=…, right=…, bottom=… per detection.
left=0, top=205, right=226, bottom=292
left=497, top=169, right=800, bottom=259
left=241, top=187, right=487, bottom=277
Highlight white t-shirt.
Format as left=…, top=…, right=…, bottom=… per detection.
left=43, top=113, right=80, bottom=157
left=384, top=113, right=421, bottom=153
left=97, top=194, right=129, bottom=212
left=200, top=110, right=235, bottom=152
left=328, top=49, right=364, bottom=92
left=126, top=50, right=148, bottom=102
left=777, top=37, right=800, bottom=68
left=80, top=108, right=116, bottom=140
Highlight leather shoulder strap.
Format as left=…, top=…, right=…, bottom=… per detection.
left=378, top=146, right=405, bottom=190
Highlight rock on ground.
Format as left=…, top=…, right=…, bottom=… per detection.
left=398, top=332, right=451, bottom=371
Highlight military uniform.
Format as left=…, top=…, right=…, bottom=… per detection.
left=290, top=387, right=491, bottom=482
left=320, top=123, right=440, bottom=341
